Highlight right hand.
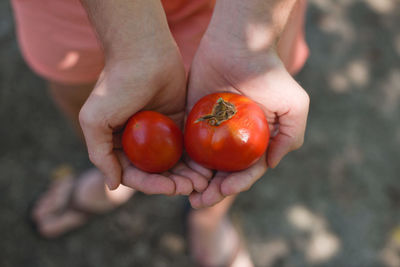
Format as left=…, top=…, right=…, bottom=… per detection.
left=79, top=39, right=211, bottom=195
left=186, top=24, right=310, bottom=208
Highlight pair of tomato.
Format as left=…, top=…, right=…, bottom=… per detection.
left=122, top=92, right=270, bottom=173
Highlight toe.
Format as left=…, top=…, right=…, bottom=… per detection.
left=38, top=210, right=87, bottom=238
left=32, top=177, right=74, bottom=222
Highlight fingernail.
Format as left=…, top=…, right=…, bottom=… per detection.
left=105, top=179, right=114, bottom=190
left=267, top=159, right=278, bottom=169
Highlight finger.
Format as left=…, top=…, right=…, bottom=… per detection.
left=121, top=166, right=175, bottom=195
left=241, top=64, right=309, bottom=169
left=38, top=210, right=87, bottom=238
left=184, top=154, right=214, bottom=180
left=171, top=161, right=209, bottom=193
left=200, top=173, right=227, bottom=207
left=79, top=125, right=121, bottom=190
left=170, top=175, right=194, bottom=195
left=189, top=192, right=204, bottom=209
left=120, top=154, right=178, bottom=195
left=221, top=155, right=267, bottom=196
left=267, top=100, right=308, bottom=168
left=79, top=96, right=124, bottom=190
left=267, top=86, right=309, bottom=168
left=117, top=150, right=133, bottom=169
left=267, top=133, right=297, bottom=168
left=116, top=151, right=176, bottom=195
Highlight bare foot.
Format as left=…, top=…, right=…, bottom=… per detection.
left=31, top=166, right=134, bottom=238
left=188, top=211, right=254, bottom=267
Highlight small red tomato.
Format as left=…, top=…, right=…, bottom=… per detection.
left=185, top=92, right=269, bottom=172
left=122, top=111, right=183, bottom=173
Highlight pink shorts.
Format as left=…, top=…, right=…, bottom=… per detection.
left=11, top=0, right=307, bottom=85
left=11, top=0, right=215, bottom=84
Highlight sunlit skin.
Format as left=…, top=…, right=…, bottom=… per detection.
left=122, top=111, right=183, bottom=173
left=185, top=92, right=270, bottom=172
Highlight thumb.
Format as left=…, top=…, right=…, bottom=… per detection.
left=79, top=103, right=122, bottom=190
left=267, top=85, right=309, bottom=168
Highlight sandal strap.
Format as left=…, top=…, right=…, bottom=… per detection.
left=52, top=171, right=102, bottom=218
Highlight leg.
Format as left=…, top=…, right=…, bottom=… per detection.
left=32, top=81, right=135, bottom=238
left=278, top=0, right=309, bottom=75
left=12, top=0, right=133, bottom=238
left=188, top=196, right=253, bottom=267
left=47, top=81, right=93, bottom=139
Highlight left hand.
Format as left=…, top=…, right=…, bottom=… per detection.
left=186, top=33, right=310, bottom=208
left=79, top=44, right=211, bottom=195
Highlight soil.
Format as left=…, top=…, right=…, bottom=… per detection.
left=1, top=0, right=400, bottom=266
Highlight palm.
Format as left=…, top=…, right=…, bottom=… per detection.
left=186, top=41, right=309, bottom=208
left=119, top=61, right=213, bottom=196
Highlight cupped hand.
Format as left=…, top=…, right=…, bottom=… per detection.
left=186, top=35, right=310, bottom=208
left=79, top=42, right=211, bottom=195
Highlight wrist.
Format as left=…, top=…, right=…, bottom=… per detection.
left=104, top=21, right=177, bottom=65
left=196, top=33, right=284, bottom=82
left=105, top=33, right=179, bottom=67
left=82, top=0, right=177, bottom=64
left=205, top=0, right=297, bottom=51
left=104, top=41, right=184, bottom=89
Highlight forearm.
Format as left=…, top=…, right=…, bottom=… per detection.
left=80, top=0, right=175, bottom=63
left=206, top=0, right=298, bottom=49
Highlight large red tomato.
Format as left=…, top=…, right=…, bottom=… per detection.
left=185, top=92, right=269, bottom=171
left=122, top=111, right=183, bottom=173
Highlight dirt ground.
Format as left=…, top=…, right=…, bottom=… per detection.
left=1, top=0, right=400, bottom=266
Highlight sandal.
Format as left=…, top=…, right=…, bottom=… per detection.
left=28, top=165, right=118, bottom=238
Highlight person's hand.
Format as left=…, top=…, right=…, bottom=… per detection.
left=78, top=0, right=211, bottom=195
left=186, top=25, right=309, bottom=208
left=79, top=39, right=211, bottom=195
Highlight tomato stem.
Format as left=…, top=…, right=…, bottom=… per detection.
left=195, top=97, right=237, bottom=126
